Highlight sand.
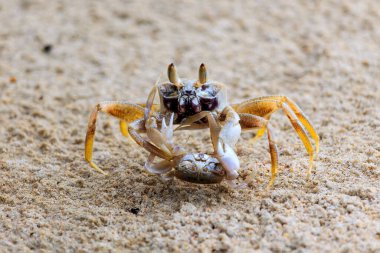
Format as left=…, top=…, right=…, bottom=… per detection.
left=0, top=0, right=379, bottom=252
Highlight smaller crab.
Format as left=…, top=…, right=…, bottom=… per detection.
left=130, top=86, right=243, bottom=186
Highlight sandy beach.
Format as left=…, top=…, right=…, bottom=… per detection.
left=0, top=0, right=379, bottom=252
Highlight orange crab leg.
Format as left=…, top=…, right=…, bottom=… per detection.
left=120, top=103, right=159, bottom=137
left=119, top=120, right=129, bottom=137
left=233, top=96, right=319, bottom=154
left=235, top=99, right=315, bottom=178
left=85, top=102, right=144, bottom=174
left=250, top=127, right=267, bottom=144
left=239, top=113, right=279, bottom=189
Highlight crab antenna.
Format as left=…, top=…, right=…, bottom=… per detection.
left=168, top=63, right=180, bottom=86
left=199, top=63, right=207, bottom=84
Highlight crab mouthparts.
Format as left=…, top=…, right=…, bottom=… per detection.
left=178, top=96, right=201, bottom=114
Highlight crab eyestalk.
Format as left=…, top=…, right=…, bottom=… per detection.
left=168, top=63, right=180, bottom=87
left=199, top=63, right=207, bottom=84
left=194, top=63, right=207, bottom=88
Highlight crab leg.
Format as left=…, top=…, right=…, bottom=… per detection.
left=119, top=120, right=129, bottom=137
left=233, top=96, right=319, bottom=154
left=239, top=113, right=279, bottom=189
left=128, top=118, right=173, bottom=161
left=234, top=98, right=315, bottom=173
left=85, top=101, right=145, bottom=174
left=120, top=106, right=160, bottom=137
left=85, top=98, right=171, bottom=173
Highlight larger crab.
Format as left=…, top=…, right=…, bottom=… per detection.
left=85, top=63, right=319, bottom=187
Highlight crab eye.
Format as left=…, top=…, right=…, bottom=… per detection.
left=160, top=84, right=179, bottom=97
left=197, top=84, right=219, bottom=111
left=199, top=95, right=218, bottom=111
left=159, top=83, right=179, bottom=111
left=163, top=96, right=179, bottom=112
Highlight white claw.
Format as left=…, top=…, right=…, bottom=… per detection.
left=220, top=120, right=241, bottom=147
left=217, top=141, right=240, bottom=180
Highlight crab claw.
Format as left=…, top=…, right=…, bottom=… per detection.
left=219, top=107, right=241, bottom=148
left=161, top=113, right=174, bottom=145
left=217, top=140, right=240, bottom=180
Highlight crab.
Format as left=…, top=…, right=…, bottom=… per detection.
left=136, top=88, right=242, bottom=186
left=85, top=63, right=319, bottom=188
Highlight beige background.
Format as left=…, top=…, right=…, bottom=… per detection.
left=0, top=0, right=379, bottom=252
